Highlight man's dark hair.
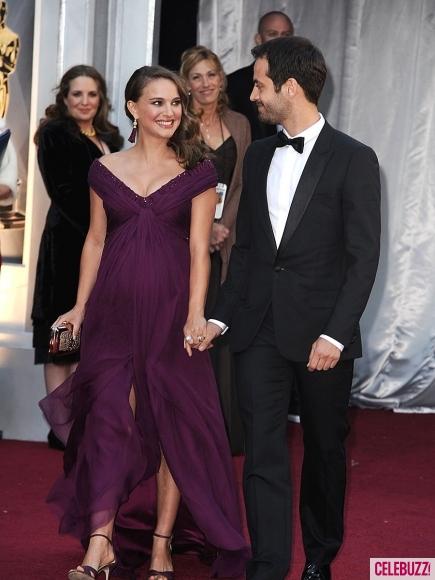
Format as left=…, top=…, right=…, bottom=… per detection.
left=252, top=36, right=327, bottom=105
left=258, top=11, right=294, bottom=35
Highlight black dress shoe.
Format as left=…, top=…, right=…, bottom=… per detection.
left=301, top=562, right=331, bottom=580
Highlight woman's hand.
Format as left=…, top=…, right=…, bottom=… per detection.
left=210, top=223, right=229, bottom=245
left=183, top=314, right=207, bottom=357
left=52, top=305, right=85, bottom=339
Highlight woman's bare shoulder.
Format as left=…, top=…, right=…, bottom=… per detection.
left=98, top=150, right=132, bottom=170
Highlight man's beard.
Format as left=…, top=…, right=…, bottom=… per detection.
left=256, top=103, right=279, bottom=125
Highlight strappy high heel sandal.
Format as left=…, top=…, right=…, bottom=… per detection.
left=147, top=532, right=175, bottom=580
left=68, top=533, right=117, bottom=580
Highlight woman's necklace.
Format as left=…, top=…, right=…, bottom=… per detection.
left=200, top=114, right=219, bottom=142
left=200, top=114, right=224, bottom=146
left=81, top=126, right=107, bottom=154
left=80, top=126, right=96, bottom=137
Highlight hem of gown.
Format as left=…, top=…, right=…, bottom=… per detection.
left=40, top=341, right=250, bottom=578
left=46, top=471, right=250, bottom=578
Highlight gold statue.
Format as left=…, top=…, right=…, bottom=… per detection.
left=0, top=0, right=20, bottom=118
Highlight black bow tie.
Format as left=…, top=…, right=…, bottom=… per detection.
left=276, top=131, right=305, bottom=153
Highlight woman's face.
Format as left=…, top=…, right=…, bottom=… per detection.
left=187, top=59, right=223, bottom=108
left=64, top=76, right=100, bottom=125
left=129, top=78, right=183, bottom=139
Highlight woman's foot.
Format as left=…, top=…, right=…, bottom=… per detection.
left=69, top=534, right=116, bottom=579
left=148, top=532, right=174, bottom=580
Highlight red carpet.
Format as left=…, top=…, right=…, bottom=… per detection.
left=1, top=409, right=434, bottom=579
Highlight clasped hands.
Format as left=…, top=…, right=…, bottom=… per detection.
left=183, top=320, right=341, bottom=372
left=183, top=320, right=222, bottom=357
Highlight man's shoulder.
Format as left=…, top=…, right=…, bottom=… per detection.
left=327, top=123, right=375, bottom=155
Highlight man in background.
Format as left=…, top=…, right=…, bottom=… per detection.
left=226, top=11, right=293, bottom=140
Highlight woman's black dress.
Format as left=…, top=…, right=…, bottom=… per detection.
left=31, top=119, right=116, bottom=365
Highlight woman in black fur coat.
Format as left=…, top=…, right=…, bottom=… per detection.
left=32, top=65, right=122, bottom=448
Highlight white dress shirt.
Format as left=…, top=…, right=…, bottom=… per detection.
left=210, top=113, right=343, bottom=352
left=268, top=115, right=324, bottom=246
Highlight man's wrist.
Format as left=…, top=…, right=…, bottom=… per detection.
left=319, top=334, right=344, bottom=351
left=208, top=319, right=228, bottom=335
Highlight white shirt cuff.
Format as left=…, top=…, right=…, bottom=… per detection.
left=208, top=319, right=228, bottom=335
left=320, top=334, right=344, bottom=351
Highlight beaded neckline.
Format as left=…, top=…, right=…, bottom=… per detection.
left=95, top=158, right=213, bottom=201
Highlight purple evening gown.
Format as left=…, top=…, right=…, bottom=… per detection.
left=40, top=158, right=249, bottom=577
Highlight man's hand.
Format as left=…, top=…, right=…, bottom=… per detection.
left=197, top=321, right=223, bottom=352
left=307, top=337, right=341, bottom=371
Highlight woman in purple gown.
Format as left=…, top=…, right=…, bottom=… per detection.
left=40, top=65, right=249, bottom=580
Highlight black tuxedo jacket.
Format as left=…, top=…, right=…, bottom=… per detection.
left=227, top=63, right=276, bottom=141
left=213, top=122, right=381, bottom=361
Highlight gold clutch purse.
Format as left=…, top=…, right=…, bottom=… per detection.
left=49, top=322, right=81, bottom=355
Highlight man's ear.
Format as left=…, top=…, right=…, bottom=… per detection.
left=254, top=33, right=262, bottom=45
left=284, top=78, right=298, bottom=97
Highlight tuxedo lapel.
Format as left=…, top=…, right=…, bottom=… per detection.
left=256, top=139, right=278, bottom=253
left=277, top=123, right=334, bottom=255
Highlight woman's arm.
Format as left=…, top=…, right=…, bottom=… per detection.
left=52, top=189, right=107, bottom=336
left=37, top=124, right=91, bottom=232
left=38, top=126, right=75, bottom=204
left=183, top=187, right=216, bottom=356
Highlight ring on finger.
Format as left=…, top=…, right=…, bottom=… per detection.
left=184, top=335, right=193, bottom=342
left=197, top=335, right=205, bottom=342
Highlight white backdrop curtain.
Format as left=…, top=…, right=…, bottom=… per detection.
left=198, top=0, right=435, bottom=411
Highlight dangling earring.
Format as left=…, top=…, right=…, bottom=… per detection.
left=128, top=118, right=137, bottom=143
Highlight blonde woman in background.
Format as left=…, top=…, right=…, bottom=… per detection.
left=180, top=46, right=251, bottom=454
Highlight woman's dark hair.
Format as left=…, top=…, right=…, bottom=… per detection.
left=125, top=65, right=209, bottom=170
left=179, top=45, right=229, bottom=116
left=252, top=36, right=327, bottom=105
left=34, top=65, right=123, bottom=149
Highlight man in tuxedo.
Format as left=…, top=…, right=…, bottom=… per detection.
left=199, top=36, right=381, bottom=580
left=226, top=11, right=293, bottom=140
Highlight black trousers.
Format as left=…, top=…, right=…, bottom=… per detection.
left=235, top=310, right=354, bottom=580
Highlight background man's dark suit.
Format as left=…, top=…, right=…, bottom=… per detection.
left=227, top=64, right=276, bottom=140
left=213, top=122, right=381, bottom=579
